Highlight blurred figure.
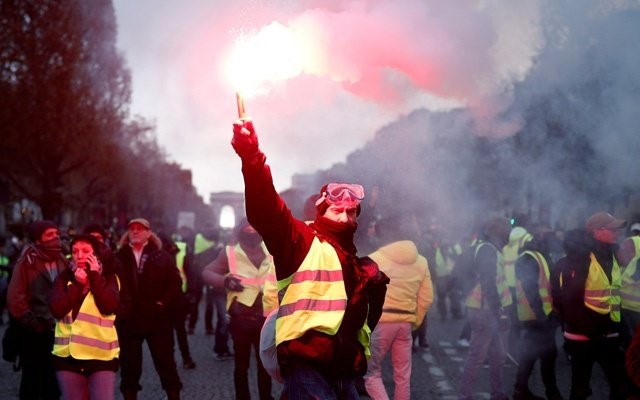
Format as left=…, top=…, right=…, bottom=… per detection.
left=8, top=220, right=67, bottom=400
left=364, top=219, right=433, bottom=400
left=49, top=234, right=120, bottom=400
left=503, top=225, right=533, bottom=359
left=618, top=221, right=640, bottom=347
left=115, top=218, right=183, bottom=400
left=231, top=117, right=389, bottom=399
left=202, top=219, right=275, bottom=400
left=458, top=216, right=513, bottom=400
left=512, top=228, right=563, bottom=400
left=555, top=212, right=631, bottom=400
left=625, top=324, right=640, bottom=394
left=425, top=227, right=462, bottom=322
left=159, top=233, right=196, bottom=370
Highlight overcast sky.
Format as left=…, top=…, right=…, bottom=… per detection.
left=111, top=0, right=634, bottom=201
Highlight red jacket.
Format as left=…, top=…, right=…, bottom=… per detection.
left=241, top=152, right=388, bottom=378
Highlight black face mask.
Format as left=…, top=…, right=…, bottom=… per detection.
left=37, top=238, right=62, bottom=261
left=238, top=231, right=262, bottom=248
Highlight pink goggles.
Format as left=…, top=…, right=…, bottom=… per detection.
left=316, top=183, right=365, bottom=206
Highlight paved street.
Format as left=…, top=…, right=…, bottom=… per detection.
left=0, top=310, right=612, bottom=399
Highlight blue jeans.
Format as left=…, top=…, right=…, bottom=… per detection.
left=56, top=370, right=116, bottom=400
left=458, top=307, right=509, bottom=400
left=284, top=365, right=359, bottom=400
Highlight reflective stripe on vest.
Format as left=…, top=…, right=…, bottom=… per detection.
left=52, top=280, right=120, bottom=361
left=465, top=242, right=513, bottom=309
left=275, top=237, right=372, bottom=356
left=226, top=243, right=275, bottom=310
left=584, top=253, right=621, bottom=322
left=515, top=250, right=552, bottom=321
left=621, top=237, right=640, bottom=312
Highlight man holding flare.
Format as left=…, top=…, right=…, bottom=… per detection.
left=231, top=116, right=389, bottom=399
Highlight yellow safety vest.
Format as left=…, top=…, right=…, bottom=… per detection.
left=503, top=230, right=533, bottom=288
left=52, top=281, right=120, bottom=361
left=465, top=242, right=513, bottom=309
left=621, top=237, right=640, bottom=312
left=275, top=237, right=371, bottom=355
left=584, top=253, right=621, bottom=322
left=175, top=241, right=188, bottom=292
left=194, top=233, right=214, bottom=255
left=226, top=243, right=275, bottom=310
left=434, top=247, right=454, bottom=278
left=515, top=250, right=553, bottom=321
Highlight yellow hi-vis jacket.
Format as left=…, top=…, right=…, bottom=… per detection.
left=275, top=237, right=371, bottom=356
left=584, top=252, right=621, bottom=322
left=502, top=227, right=533, bottom=289
left=194, top=233, right=215, bottom=255
left=52, top=288, right=119, bottom=361
left=434, top=247, right=455, bottom=278
left=175, top=241, right=188, bottom=292
left=621, top=237, right=640, bottom=312
left=226, top=243, right=275, bottom=311
left=465, top=242, right=513, bottom=309
left=515, top=250, right=553, bottom=321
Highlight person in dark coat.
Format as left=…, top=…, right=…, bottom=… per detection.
left=7, top=220, right=67, bottom=400
left=115, top=218, right=183, bottom=400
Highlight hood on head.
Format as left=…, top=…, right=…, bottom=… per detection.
left=369, top=240, right=418, bottom=265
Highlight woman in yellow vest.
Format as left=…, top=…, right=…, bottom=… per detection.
left=49, top=234, right=120, bottom=400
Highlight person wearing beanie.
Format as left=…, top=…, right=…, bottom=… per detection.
left=202, top=219, right=276, bottom=400
left=7, top=219, right=67, bottom=399
left=555, top=212, right=632, bottom=399
left=231, top=117, right=389, bottom=399
left=49, top=234, right=121, bottom=399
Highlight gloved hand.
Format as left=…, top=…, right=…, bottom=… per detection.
left=231, top=118, right=260, bottom=159
left=224, top=275, right=245, bottom=292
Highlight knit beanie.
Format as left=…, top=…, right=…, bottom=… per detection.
left=27, top=220, right=57, bottom=242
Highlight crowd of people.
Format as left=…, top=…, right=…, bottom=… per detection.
left=1, top=114, right=640, bottom=400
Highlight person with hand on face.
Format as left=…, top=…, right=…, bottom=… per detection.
left=49, top=234, right=120, bottom=400
left=231, top=117, right=389, bottom=400
left=8, top=220, right=67, bottom=400
left=202, top=219, right=276, bottom=400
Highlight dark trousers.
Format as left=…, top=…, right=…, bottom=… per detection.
left=213, top=291, right=231, bottom=354
left=514, top=325, right=560, bottom=396
left=435, top=275, right=462, bottom=319
left=187, top=284, right=204, bottom=331
left=19, top=329, right=60, bottom=400
left=119, top=330, right=182, bottom=394
left=229, top=315, right=273, bottom=400
left=412, top=318, right=427, bottom=346
left=564, top=336, right=631, bottom=400
left=173, top=310, right=192, bottom=362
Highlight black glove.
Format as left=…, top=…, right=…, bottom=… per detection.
left=224, top=275, right=244, bottom=292
left=231, top=118, right=260, bottom=159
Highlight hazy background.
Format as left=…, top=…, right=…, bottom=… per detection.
left=112, top=0, right=640, bottom=232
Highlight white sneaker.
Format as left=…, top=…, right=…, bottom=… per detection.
left=457, top=338, right=470, bottom=347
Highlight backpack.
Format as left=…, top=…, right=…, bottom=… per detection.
left=451, top=241, right=481, bottom=298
